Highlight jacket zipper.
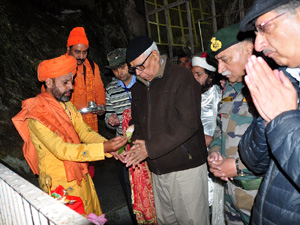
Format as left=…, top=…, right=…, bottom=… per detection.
left=146, top=85, right=160, bottom=174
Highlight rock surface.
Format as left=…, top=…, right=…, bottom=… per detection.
left=0, top=0, right=146, bottom=177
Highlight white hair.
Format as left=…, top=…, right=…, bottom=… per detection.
left=143, top=41, right=160, bottom=57
left=274, top=0, right=300, bottom=15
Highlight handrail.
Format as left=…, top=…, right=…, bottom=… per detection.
left=0, top=163, right=92, bottom=225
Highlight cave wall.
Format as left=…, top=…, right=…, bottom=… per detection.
left=0, top=0, right=146, bottom=178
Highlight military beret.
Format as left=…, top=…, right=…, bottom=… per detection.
left=207, top=23, right=254, bottom=58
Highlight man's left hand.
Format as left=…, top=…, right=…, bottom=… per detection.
left=125, top=139, right=148, bottom=169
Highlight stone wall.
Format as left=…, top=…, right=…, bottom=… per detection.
left=0, top=0, right=146, bottom=178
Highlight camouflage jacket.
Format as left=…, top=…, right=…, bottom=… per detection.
left=209, top=81, right=257, bottom=172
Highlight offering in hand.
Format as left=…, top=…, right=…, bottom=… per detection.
left=119, top=125, right=134, bottom=154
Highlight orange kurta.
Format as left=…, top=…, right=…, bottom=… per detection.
left=71, top=59, right=105, bottom=132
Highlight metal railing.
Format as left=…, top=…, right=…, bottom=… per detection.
left=0, top=163, right=92, bottom=225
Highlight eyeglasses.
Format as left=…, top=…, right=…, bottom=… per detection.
left=255, top=12, right=286, bottom=34
left=129, top=51, right=152, bottom=73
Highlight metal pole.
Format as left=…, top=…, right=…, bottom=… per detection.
left=164, top=0, right=173, bottom=58
left=239, top=0, right=245, bottom=20
left=186, top=0, right=194, bottom=54
left=197, top=21, right=204, bottom=52
left=143, top=0, right=151, bottom=37
left=211, top=0, right=217, bottom=32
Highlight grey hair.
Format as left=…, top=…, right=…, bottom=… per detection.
left=143, top=41, right=160, bottom=57
left=235, top=39, right=254, bottom=53
left=242, top=37, right=254, bottom=44
left=274, top=0, right=300, bottom=15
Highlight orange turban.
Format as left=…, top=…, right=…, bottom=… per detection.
left=67, top=27, right=89, bottom=48
left=37, top=55, right=77, bottom=82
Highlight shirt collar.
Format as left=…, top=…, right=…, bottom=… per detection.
left=227, top=81, right=243, bottom=93
left=136, top=55, right=167, bottom=85
left=116, top=75, right=136, bottom=88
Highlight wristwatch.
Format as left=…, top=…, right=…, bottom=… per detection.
left=236, top=158, right=246, bottom=176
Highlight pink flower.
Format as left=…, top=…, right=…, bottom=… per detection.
left=87, top=213, right=107, bottom=225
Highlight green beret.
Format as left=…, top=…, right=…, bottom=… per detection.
left=207, top=23, right=255, bottom=59
left=207, top=23, right=241, bottom=58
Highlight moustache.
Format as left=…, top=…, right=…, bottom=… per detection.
left=76, top=58, right=85, bottom=64
left=222, top=71, right=231, bottom=76
left=262, top=49, right=274, bottom=55
left=63, top=89, right=74, bottom=95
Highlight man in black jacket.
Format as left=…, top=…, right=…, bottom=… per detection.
left=124, top=36, right=209, bottom=225
left=238, top=0, right=300, bottom=224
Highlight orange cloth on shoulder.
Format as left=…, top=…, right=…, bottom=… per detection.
left=67, top=27, right=89, bottom=48
left=37, top=55, right=77, bottom=82
left=12, top=92, right=88, bottom=186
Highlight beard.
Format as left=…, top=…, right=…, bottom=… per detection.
left=51, top=85, right=73, bottom=102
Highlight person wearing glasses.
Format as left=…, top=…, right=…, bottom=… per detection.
left=237, top=0, right=300, bottom=224
left=124, top=36, right=209, bottom=225
left=206, top=23, right=262, bottom=225
left=12, top=54, right=128, bottom=216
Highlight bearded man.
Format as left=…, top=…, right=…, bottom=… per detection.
left=12, top=54, right=127, bottom=215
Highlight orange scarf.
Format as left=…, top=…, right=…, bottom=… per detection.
left=71, top=59, right=98, bottom=132
left=12, top=92, right=88, bottom=185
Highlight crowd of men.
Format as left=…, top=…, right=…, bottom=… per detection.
left=12, top=0, right=300, bottom=224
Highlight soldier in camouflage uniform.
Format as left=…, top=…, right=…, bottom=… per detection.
left=207, top=23, right=263, bottom=225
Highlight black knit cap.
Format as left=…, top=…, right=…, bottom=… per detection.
left=126, top=36, right=153, bottom=63
left=240, top=0, right=290, bottom=32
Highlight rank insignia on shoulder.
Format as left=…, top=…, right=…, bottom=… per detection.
left=221, top=96, right=233, bottom=102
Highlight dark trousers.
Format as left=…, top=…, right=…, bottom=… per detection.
left=118, top=163, right=138, bottom=225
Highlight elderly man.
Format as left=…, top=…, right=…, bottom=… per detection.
left=12, top=55, right=127, bottom=215
left=125, top=36, right=209, bottom=225
left=237, top=0, right=300, bottom=224
left=207, top=23, right=261, bottom=225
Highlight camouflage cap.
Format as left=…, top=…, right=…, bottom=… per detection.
left=106, top=48, right=127, bottom=69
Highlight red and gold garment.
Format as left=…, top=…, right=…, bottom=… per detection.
left=122, top=109, right=157, bottom=225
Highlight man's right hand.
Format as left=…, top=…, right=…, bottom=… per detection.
left=104, top=136, right=128, bottom=153
left=207, top=152, right=225, bottom=178
left=108, top=114, right=120, bottom=126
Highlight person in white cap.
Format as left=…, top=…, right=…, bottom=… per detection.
left=192, top=56, right=217, bottom=86
left=192, top=55, right=223, bottom=224
left=192, top=55, right=222, bottom=147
